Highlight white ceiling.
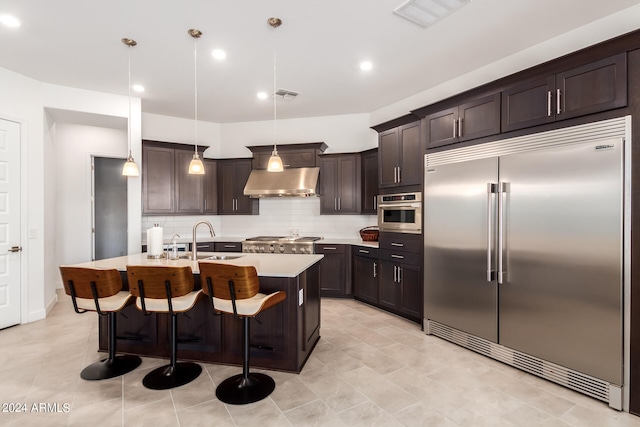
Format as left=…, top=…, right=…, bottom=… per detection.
left=1, top=0, right=640, bottom=124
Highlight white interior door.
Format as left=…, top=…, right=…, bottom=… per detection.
left=0, top=118, right=21, bottom=329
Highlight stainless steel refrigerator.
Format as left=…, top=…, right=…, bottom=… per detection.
left=423, top=117, right=630, bottom=409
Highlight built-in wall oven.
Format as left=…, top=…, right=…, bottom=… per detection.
left=377, top=192, right=422, bottom=234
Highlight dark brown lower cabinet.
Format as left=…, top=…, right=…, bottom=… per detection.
left=316, top=244, right=351, bottom=297
left=99, top=265, right=321, bottom=373
left=378, top=260, right=422, bottom=322
left=352, top=246, right=378, bottom=305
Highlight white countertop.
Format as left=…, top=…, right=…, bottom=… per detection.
left=318, top=238, right=379, bottom=248
left=68, top=252, right=323, bottom=278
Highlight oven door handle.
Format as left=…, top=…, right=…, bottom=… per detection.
left=379, top=203, right=421, bottom=209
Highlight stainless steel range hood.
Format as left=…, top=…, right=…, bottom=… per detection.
left=243, top=167, right=320, bottom=198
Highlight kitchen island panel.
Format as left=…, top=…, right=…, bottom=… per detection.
left=94, top=254, right=322, bottom=373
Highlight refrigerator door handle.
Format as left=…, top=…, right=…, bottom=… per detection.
left=487, top=183, right=497, bottom=281
left=497, top=182, right=509, bottom=284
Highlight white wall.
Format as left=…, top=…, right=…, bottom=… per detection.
left=219, top=113, right=377, bottom=158
left=53, top=122, right=127, bottom=265
left=142, top=112, right=221, bottom=158
left=0, top=68, right=47, bottom=322
left=370, top=3, right=640, bottom=126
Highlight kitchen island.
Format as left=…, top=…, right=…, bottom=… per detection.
left=69, top=252, right=323, bottom=373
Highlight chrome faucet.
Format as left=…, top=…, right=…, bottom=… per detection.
left=192, top=221, right=215, bottom=260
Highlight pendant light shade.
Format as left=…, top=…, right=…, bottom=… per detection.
left=267, top=17, right=283, bottom=173
left=121, top=38, right=140, bottom=177
left=188, top=153, right=205, bottom=174
left=122, top=155, right=140, bottom=176
left=188, top=28, right=205, bottom=175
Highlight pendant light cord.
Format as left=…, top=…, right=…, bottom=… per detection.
left=273, top=47, right=277, bottom=151
left=127, top=46, right=132, bottom=158
left=193, top=36, right=198, bottom=154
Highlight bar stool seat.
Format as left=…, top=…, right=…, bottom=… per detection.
left=59, top=266, right=142, bottom=380
left=198, top=262, right=286, bottom=405
left=126, top=265, right=202, bottom=390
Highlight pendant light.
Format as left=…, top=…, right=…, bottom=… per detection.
left=267, top=17, right=284, bottom=172
left=121, top=38, right=140, bottom=177
left=188, top=28, right=205, bottom=175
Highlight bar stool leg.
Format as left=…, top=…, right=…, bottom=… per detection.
left=142, top=313, right=202, bottom=390
left=215, top=317, right=276, bottom=404
left=81, top=312, right=142, bottom=380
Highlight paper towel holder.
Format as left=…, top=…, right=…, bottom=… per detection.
left=147, top=224, right=165, bottom=259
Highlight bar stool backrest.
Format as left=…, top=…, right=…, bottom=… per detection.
left=60, top=266, right=122, bottom=299
left=199, top=263, right=259, bottom=301
left=127, top=265, right=194, bottom=299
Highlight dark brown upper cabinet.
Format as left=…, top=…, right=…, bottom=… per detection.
left=378, top=121, right=422, bottom=189
left=217, top=158, right=258, bottom=215
left=247, top=142, right=327, bottom=169
left=319, top=153, right=361, bottom=214
left=502, top=53, right=627, bottom=133
left=424, top=93, right=501, bottom=149
left=361, top=148, right=379, bottom=215
left=203, top=159, right=218, bottom=214
left=142, top=140, right=207, bottom=215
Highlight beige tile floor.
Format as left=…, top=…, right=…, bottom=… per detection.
left=1, top=291, right=640, bottom=426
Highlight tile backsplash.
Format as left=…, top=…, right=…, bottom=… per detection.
left=142, top=197, right=376, bottom=242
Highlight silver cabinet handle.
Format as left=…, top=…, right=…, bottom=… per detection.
left=557, top=89, right=561, bottom=114
left=453, top=118, right=457, bottom=138
left=398, top=266, right=402, bottom=283
left=338, top=197, right=341, bottom=210
left=322, top=247, right=337, bottom=250
left=397, top=167, right=401, bottom=183
left=390, top=242, right=404, bottom=247
left=334, top=198, right=337, bottom=210
left=359, top=249, right=370, bottom=254
left=224, top=244, right=237, bottom=249
left=373, top=262, right=377, bottom=278
left=458, top=117, right=463, bottom=137
left=487, top=183, right=496, bottom=281
left=391, top=254, right=404, bottom=259
left=497, top=182, right=509, bottom=284
left=393, top=265, right=397, bottom=282
left=547, top=91, right=552, bottom=117
left=373, top=196, right=377, bottom=210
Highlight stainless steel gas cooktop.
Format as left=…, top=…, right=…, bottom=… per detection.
left=242, top=236, right=322, bottom=254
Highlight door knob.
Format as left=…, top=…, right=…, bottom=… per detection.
left=8, top=246, right=22, bottom=253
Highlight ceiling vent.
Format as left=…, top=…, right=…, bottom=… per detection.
left=393, top=0, right=471, bottom=28
left=274, top=88, right=300, bottom=101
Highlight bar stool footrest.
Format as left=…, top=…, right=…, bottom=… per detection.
left=142, top=362, right=202, bottom=390
left=80, top=355, right=142, bottom=381
left=216, top=372, right=276, bottom=405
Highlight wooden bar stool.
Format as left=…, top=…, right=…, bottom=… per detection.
left=198, top=262, right=286, bottom=404
left=126, top=265, right=202, bottom=390
left=59, top=266, right=142, bottom=380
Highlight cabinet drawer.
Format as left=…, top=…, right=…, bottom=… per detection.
left=351, top=246, right=378, bottom=259
left=315, top=244, right=346, bottom=254
left=379, top=232, right=423, bottom=253
left=380, top=249, right=422, bottom=265
left=214, top=242, right=242, bottom=252
left=190, top=242, right=215, bottom=252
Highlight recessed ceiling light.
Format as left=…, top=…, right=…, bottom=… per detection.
left=0, top=14, right=21, bottom=28
left=212, top=49, right=226, bottom=60
left=257, top=91, right=268, bottom=100
left=132, top=84, right=145, bottom=93
left=360, top=61, right=373, bottom=71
